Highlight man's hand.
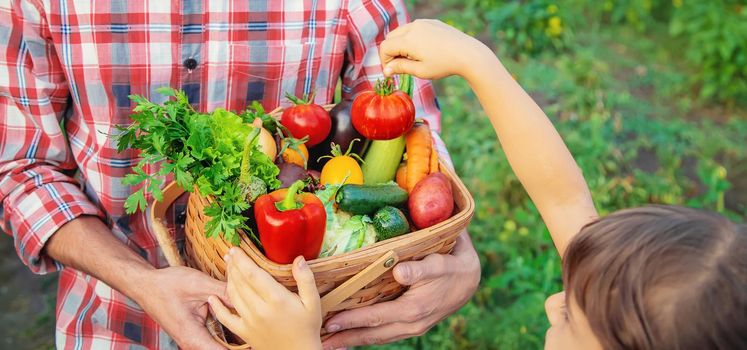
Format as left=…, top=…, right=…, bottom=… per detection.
left=321, top=231, right=480, bottom=349
left=45, top=216, right=229, bottom=350
left=136, top=266, right=228, bottom=350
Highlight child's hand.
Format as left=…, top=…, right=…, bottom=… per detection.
left=208, top=248, right=322, bottom=350
left=379, top=19, right=492, bottom=80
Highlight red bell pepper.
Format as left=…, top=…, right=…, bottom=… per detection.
left=254, top=180, right=326, bottom=264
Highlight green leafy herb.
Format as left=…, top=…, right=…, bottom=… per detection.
left=115, top=88, right=280, bottom=245
left=239, top=101, right=281, bottom=134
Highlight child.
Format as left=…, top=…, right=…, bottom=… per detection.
left=208, top=20, right=747, bottom=350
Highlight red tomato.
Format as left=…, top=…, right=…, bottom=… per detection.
left=351, top=77, right=415, bottom=140
left=280, top=94, right=331, bottom=147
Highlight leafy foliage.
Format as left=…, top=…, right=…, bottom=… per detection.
left=669, top=1, right=747, bottom=103
left=431, top=0, right=569, bottom=58
left=485, top=0, right=568, bottom=57
left=420, top=0, right=747, bottom=105
left=116, top=88, right=280, bottom=245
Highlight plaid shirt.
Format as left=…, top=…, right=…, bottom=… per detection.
left=1, top=0, right=445, bottom=349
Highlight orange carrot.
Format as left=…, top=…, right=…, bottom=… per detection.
left=429, top=136, right=439, bottom=174
left=404, top=121, right=432, bottom=192
left=396, top=163, right=408, bottom=190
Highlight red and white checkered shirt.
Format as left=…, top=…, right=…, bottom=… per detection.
left=0, top=0, right=446, bottom=349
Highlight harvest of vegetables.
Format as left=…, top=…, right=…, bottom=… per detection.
left=119, top=79, right=457, bottom=265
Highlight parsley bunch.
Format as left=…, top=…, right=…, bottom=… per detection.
left=116, top=87, right=280, bottom=245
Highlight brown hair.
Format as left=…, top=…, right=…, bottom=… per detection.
left=562, top=205, right=746, bottom=350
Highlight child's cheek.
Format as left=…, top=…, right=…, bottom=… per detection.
left=544, top=325, right=559, bottom=350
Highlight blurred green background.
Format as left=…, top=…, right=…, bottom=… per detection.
left=2, top=0, right=745, bottom=349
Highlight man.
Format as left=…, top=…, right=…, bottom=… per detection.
left=0, top=1, right=480, bottom=349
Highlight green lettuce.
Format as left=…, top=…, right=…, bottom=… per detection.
left=316, top=186, right=376, bottom=257
left=116, top=88, right=281, bottom=245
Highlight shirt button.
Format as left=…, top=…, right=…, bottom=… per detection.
left=183, top=58, right=198, bottom=70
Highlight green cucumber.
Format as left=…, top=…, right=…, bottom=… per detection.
left=373, top=206, right=410, bottom=241
left=335, top=183, right=408, bottom=215
left=362, top=136, right=406, bottom=184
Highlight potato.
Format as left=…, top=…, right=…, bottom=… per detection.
left=408, top=172, right=454, bottom=229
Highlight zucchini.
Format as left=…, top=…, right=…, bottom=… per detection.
left=362, top=136, right=406, bottom=184
left=373, top=206, right=410, bottom=241
left=336, top=183, right=408, bottom=215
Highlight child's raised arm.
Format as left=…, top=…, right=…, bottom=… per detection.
left=380, top=20, right=597, bottom=255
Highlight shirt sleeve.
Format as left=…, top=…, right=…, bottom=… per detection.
left=343, top=0, right=452, bottom=167
left=0, top=0, right=104, bottom=274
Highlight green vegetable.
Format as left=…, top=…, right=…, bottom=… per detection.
left=115, top=88, right=280, bottom=245
left=362, top=136, right=406, bottom=184
left=335, top=183, right=408, bottom=215
left=318, top=212, right=376, bottom=257
left=400, top=74, right=414, bottom=97
left=315, top=183, right=344, bottom=229
left=316, top=184, right=377, bottom=257
left=372, top=206, right=410, bottom=241
left=342, top=215, right=376, bottom=251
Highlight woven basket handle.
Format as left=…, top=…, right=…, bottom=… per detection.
left=320, top=250, right=399, bottom=315
left=150, top=183, right=247, bottom=348
left=149, top=181, right=186, bottom=267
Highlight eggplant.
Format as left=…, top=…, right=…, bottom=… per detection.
left=277, top=163, right=310, bottom=188
left=308, top=100, right=366, bottom=170
left=307, top=169, right=322, bottom=181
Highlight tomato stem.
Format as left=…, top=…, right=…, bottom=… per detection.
left=279, top=136, right=309, bottom=168
left=344, top=138, right=360, bottom=156
left=285, top=91, right=317, bottom=106
left=374, top=77, right=396, bottom=96
left=317, top=139, right=364, bottom=163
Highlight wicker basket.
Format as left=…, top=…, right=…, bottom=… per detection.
left=149, top=107, right=475, bottom=349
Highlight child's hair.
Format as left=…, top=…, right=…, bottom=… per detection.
left=562, top=205, right=746, bottom=350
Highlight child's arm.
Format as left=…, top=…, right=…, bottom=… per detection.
left=208, top=249, right=322, bottom=350
left=380, top=20, right=597, bottom=255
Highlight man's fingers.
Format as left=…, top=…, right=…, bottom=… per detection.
left=321, top=321, right=428, bottom=349
left=452, top=230, right=474, bottom=256
left=208, top=295, right=244, bottom=338
left=178, top=310, right=228, bottom=350
left=324, top=297, right=412, bottom=333
left=392, top=253, right=451, bottom=285
left=198, top=273, right=231, bottom=306
left=292, top=256, right=320, bottom=312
